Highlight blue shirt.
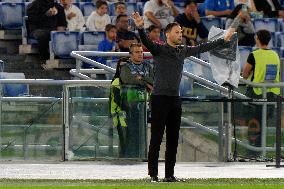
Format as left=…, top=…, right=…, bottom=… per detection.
left=199, top=0, right=235, bottom=16
left=96, top=38, right=116, bottom=65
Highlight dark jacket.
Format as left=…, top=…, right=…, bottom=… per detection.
left=120, top=59, right=154, bottom=87
left=138, top=28, right=225, bottom=96
left=27, top=0, right=67, bottom=32
left=254, top=0, right=283, bottom=18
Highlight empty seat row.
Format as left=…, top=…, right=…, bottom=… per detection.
left=50, top=31, right=105, bottom=58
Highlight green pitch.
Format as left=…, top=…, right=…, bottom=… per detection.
left=1, top=179, right=284, bottom=189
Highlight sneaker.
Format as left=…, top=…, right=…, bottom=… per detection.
left=150, top=176, right=159, bottom=182
left=163, top=176, right=184, bottom=182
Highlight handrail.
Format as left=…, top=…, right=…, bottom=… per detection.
left=0, top=79, right=111, bottom=85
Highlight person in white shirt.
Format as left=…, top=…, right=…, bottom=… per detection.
left=143, top=0, right=179, bottom=29
left=86, top=0, right=111, bottom=31
left=60, top=0, right=85, bottom=31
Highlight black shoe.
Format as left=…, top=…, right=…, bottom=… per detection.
left=163, top=176, right=183, bottom=182
left=150, top=176, right=159, bottom=182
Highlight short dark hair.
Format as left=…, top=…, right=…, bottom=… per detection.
left=115, top=2, right=126, bottom=9
left=164, top=22, right=180, bottom=34
left=147, top=25, right=161, bottom=33
left=96, top=0, right=108, bottom=9
left=105, top=24, right=116, bottom=32
left=184, top=0, right=197, bottom=7
left=116, top=14, right=128, bottom=23
left=129, top=43, right=142, bottom=54
left=256, top=30, right=271, bottom=46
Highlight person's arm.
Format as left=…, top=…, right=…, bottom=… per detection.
left=142, top=65, right=154, bottom=85
left=205, top=9, right=232, bottom=17
left=120, top=65, right=147, bottom=86
left=86, top=13, right=96, bottom=31
left=144, top=12, right=162, bottom=28
left=242, top=53, right=254, bottom=79
left=242, top=63, right=253, bottom=79
left=76, top=7, right=85, bottom=29
left=185, top=27, right=235, bottom=57
left=131, top=12, right=159, bottom=55
left=249, top=0, right=257, bottom=12
left=166, top=0, right=179, bottom=17
left=56, top=5, right=67, bottom=31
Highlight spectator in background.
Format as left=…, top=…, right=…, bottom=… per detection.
left=112, top=2, right=127, bottom=24
left=235, top=0, right=257, bottom=12
left=200, top=0, right=235, bottom=17
left=253, top=0, right=284, bottom=18
left=225, top=4, right=255, bottom=46
left=175, top=0, right=208, bottom=46
left=143, top=0, right=179, bottom=29
left=60, top=0, right=85, bottom=31
left=143, top=25, right=164, bottom=55
left=116, top=14, right=140, bottom=52
left=97, top=24, right=118, bottom=66
left=27, top=0, right=67, bottom=61
left=86, top=0, right=111, bottom=31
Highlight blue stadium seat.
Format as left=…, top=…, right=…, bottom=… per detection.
left=0, top=72, right=28, bottom=97
left=276, top=32, right=284, bottom=47
left=239, top=46, right=252, bottom=70
left=126, top=3, right=138, bottom=16
left=51, top=31, right=80, bottom=58
left=80, top=2, right=96, bottom=16
left=108, top=3, right=116, bottom=16
left=253, top=18, right=279, bottom=32
left=0, top=3, right=24, bottom=29
left=81, top=31, right=105, bottom=45
left=200, top=17, right=222, bottom=31
left=22, top=16, right=38, bottom=45
left=271, top=47, right=282, bottom=57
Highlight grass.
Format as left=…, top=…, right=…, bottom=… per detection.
left=1, top=179, right=284, bottom=189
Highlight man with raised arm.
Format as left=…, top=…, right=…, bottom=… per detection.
left=131, top=11, right=236, bottom=182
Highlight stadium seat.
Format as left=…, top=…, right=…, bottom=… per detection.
left=239, top=46, right=252, bottom=70
left=81, top=31, right=105, bottom=45
left=253, top=18, right=279, bottom=32
left=200, top=17, right=222, bottom=31
left=276, top=32, right=284, bottom=47
left=50, top=31, right=80, bottom=58
left=22, top=16, right=38, bottom=45
left=0, top=3, right=24, bottom=29
left=0, top=72, right=29, bottom=97
left=80, top=2, right=96, bottom=17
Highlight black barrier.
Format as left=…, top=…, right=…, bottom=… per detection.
left=181, top=96, right=283, bottom=166
left=266, top=96, right=284, bottom=168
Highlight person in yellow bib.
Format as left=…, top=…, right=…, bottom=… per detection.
left=242, top=29, right=280, bottom=157
left=242, top=29, right=280, bottom=98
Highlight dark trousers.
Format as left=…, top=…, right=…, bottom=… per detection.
left=32, top=29, right=51, bottom=60
left=148, top=95, right=181, bottom=177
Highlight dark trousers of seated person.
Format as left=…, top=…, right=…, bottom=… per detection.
left=32, top=29, right=51, bottom=61
left=148, top=95, right=181, bottom=178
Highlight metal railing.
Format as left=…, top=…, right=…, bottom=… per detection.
left=70, top=51, right=284, bottom=161
left=0, top=79, right=111, bottom=160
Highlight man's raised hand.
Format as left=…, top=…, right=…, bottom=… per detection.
left=131, top=12, right=144, bottom=29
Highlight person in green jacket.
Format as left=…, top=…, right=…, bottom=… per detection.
left=111, top=43, right=153, bottom=158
